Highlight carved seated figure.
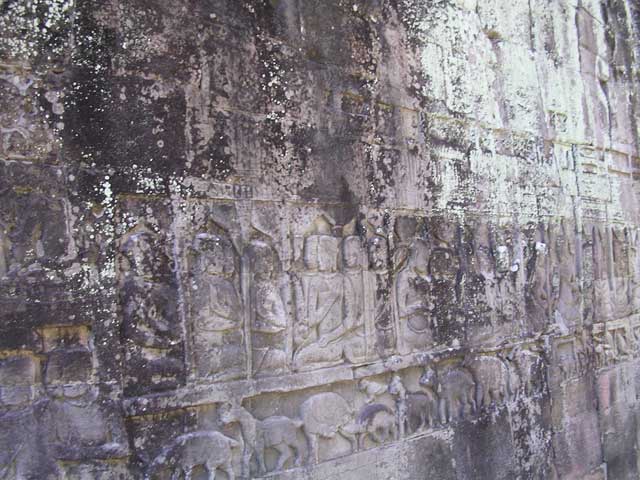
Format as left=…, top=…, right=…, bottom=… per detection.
left=191, top=233, right=245, bottom=381
left=293, top=234, right=343, bottom=370
left=395, top=238, right=433, bottom=354
left=247, top=240, right=287, bottom=377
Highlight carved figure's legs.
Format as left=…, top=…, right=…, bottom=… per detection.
left=294, top=343, right=342, bottom=371
left=274, top=444, right=293, bottom=471
left=256, top=437, right=267, bottom=474
left=292, top=442, right=303, bottom=466
left=306, top=433, right=319, bottom=464
left=221, top=458, right=235, bottom=480
left=475, top=384, right=484, bottom=410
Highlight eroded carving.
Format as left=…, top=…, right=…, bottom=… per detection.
left=299, top=392, right=358, bottom=463
left=245, top=240, right=287, bottom=377
left=551, top=220, right=581, bottom=330
left=145, top=431, right=240, bottom=480
left=191, top=232, right=245, bottom=381
left=119, top=230, right=183, bottom=395
left=507, top=345, right=544, bottom=396
left=524, top=223, right=550, bottom=332
left=293, top=234, right=343, bottom=370
left=395, top=238, right=433, bottom=354
left=388, top=374, right=437, bottom=436
left=366, top=234, right=395, bottom=355
left=463, top=355, right=512, bottom=409
left=219, top=402, right=304, bottom=475
left=592, top=225, right=613, bottom=321
left=39, top=346, right=128, bottom=465
left=420, top=363, right=475, bottom=423
left=354, top=403, right=396, bottom=449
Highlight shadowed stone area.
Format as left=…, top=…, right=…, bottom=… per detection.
left=1, top=0, right=640, bottom=478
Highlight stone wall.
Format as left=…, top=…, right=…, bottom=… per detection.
left=1, top=1, right=640, bottom=479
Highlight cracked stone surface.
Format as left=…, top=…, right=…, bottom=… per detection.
left=1, top=0, right=640, bottom=478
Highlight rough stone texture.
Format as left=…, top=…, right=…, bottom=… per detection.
left=1, top=0, right=640, bottom=479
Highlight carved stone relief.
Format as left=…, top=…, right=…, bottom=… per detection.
left=394, top=237, right=433, bottom=354
left=118, top=230, right=184, bottom=395
left=6, top=1, right=640, bottom=478
left=189, top=228, right=246, bottom=382
left=38, top=326, right=129, bottom=476
left=551, top=220, right=581, bottom=331
left=219, top=402, right=304, bottom=476
left=244, top=239, right=288, bottom=378
left=524, top=223, right=551, bottom=333
left=365, top=234, right=395, bottom=356
left=299, top=392, right=359, bottom=463
left=592, top=225, right=614, bottom=322
left=420, top=362, right=475, bottom=424
left=145, top=431, right=240, bottom=480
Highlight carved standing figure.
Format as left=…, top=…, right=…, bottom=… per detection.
left=552, top=221, right=581, bottom=330
left=367, top=235, right=395, bottom=354
left=525, top=224, right=550, bottom=332
left=341, top=236, right=367, bottom=363
left=593, top=225, right=613, bottom=321
left=191, top=233, right=245, bottom=381
left=612, top=228, right=631, bottom=318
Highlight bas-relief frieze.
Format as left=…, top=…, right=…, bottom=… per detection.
left=3, top=0, right=640, bottom=477
left=113, top=203, right=640, bottom=387
left=139, top=344, right=550, bottom=478
left=4, top=184, right=640, bottom=478
left=111, top=199, right=640, bottom=478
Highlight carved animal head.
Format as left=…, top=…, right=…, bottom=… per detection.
left=419, top=366, right=437, bottom=389
left=358, top=378, right=370, bottom=392
left=387, top=375, right=406, bottom=396
left=218, top=402, right=238, bottom=424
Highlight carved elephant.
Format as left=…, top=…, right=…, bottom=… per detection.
left=255, top=416, right=305, bottom=474
left=420, top=365, right=475, bottom=423
left=508, top=346, right=543, bottom=396
left=355, top=403, right=396, bottom=448
left=464, top=355, right=512, bottom=409
left=388, top=375, right=437, bottom=434
left=145, top=431, right=240, bottom=480
left=299, top=392, right=358, bottom=463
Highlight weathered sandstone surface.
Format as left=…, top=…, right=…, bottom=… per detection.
left=1, top=1, right=640, bottom=478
